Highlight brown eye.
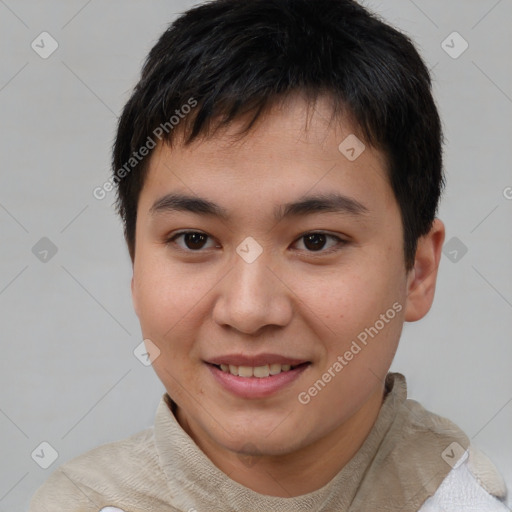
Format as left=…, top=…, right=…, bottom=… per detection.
left=183, top=232, right=208, bottom=250
left=303, top=233, right=327, bottom=251
left=166, top=231, right=217, bottom=251
left=293, top=232, right=346, bottom=255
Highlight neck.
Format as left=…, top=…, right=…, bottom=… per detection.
left=175, top=385, right=386, bottom=497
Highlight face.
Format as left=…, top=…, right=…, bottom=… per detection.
left=131, top=95, right=411, bottom=458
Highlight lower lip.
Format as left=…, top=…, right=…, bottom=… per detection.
left=206, top=363, right=310, bottom=399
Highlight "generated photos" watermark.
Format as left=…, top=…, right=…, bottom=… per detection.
left=298, top=301, right=403, bottom=404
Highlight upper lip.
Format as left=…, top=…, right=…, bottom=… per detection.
left=206, top=354, right=310, bottom=367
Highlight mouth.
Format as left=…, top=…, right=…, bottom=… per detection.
left=205, top=359, right=311, bottom=399
left=208, top=362, right=310, bottom=378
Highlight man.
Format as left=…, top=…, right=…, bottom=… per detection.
left=30, top=0, right=509, bottom=510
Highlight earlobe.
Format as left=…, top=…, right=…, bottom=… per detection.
left=404, top=219, right=445, bottom=322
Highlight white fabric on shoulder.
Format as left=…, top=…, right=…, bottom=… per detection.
left=467, top=446, right=508, bottom=499
left=419, top=451, right=510, bottom=512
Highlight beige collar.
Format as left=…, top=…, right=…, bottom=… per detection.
left=154, top=373, right=469, bottom=511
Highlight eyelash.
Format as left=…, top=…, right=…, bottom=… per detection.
left=164, top=231, right=348, bottom=256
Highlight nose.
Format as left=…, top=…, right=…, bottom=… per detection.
left=212, top=251, right=293, bottom=335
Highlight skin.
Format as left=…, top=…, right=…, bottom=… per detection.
left=131, top=94, right=445, bottom=498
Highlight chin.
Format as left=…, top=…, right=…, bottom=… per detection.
left=209, top=410, right=308, bottom=455
left=224, top=431, right=303, bottom=458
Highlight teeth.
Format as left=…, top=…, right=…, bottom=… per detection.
left=218, top=363, right=297, bottom=378
left=238, top=366, right=253, bottom=377
left=269, top=363, right=282, bottom=375
left=253, top=365, right=270, bottom=378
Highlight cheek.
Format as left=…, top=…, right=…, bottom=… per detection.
left=135, top=266, right=200, bottom=389
left=292, top=261, right=404, bottom=364
left=134, top=258, right=206, bottom=335
left=133, top=260, right=217, bottom=379
left=291, top=265, right=384, bottom=329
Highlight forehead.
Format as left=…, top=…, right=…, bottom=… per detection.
left=139, top=95, right=395, bottom=220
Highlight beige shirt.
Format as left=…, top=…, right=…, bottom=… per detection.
left=30, top=373, right=501, bottom=511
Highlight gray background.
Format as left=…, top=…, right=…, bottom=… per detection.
left=0, top=0, right=511, bottom=510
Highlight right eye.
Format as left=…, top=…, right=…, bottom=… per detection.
left=165, top=231, right=219, bottom=251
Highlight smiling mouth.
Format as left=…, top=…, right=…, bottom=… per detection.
left=209, top=362, right=310, bottom=378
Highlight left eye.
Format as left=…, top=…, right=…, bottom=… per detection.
left=292, top=232, right=344, bottom=253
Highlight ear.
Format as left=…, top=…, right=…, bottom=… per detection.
left=131, top=275, right=140, bottom=318
left=404, top=218, right=445, bottom=322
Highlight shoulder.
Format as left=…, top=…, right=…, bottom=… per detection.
left=29, top=426, right=161, bottom=511
left=419, top=446, right=510, bottom=511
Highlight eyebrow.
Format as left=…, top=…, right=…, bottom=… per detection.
left=149, top=192, right=369, bottom=221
